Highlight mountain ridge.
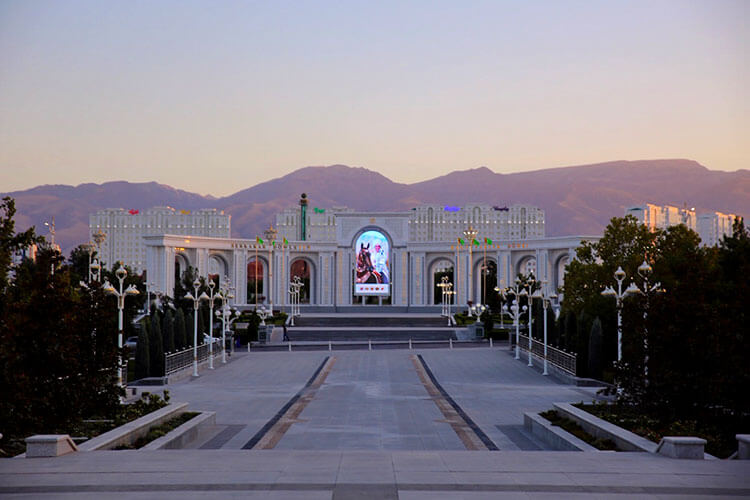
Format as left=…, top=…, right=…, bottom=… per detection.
left=3, top=159, right=747, bottom=255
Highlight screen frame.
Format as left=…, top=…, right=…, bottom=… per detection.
left=353, top=229, right=391, bottom=297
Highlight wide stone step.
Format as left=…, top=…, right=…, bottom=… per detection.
left=294, top=316, right=448, bottom=328
left=287, top=328, right=457, bottom=342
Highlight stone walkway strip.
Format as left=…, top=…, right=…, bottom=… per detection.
left=2, top=483, right=748, bottom=496
left=411, top=354, right=499, bottom=451
left=242, top=356, right=335, bottom=450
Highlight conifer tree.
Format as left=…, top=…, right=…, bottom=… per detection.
left=135, top=320, right=150, bottom=381
left=163, top=309, right=175, bottom=352
left=174, top=309, right=186, bottom=350
left=149, top=313, right=164, bottom=377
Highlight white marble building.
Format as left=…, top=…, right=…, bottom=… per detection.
left=89, top=206, right=230, bottom=273
left=144, top=200, right=595, bottom=310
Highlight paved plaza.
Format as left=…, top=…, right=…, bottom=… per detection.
left=165, top=347, right=600, bottom=451
left=2, top=346, right=749, bottom=498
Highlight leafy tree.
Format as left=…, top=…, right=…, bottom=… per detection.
left=0, top=196, right=40, bottom=289
left=588, top=317, right=603, bottom=379
left=575, top=310, right=590, bottom=377
left=562, top=310, right=577, bottom=351
left=0, top=245, right=120, bottom=439
left=149, top=313, right=164, bottom=377
left=564, top=214, right=750, bottom=439
left=135, top=321, right=150, bottom=381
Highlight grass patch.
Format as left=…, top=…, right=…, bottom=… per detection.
left=539, top=410, right=618, bottom=451
left=113, top=412, right=199, bottom=450
left=574, top=402, right=743, bottom=459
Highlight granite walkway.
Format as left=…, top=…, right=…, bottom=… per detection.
left=3, top=346, right=748, bottom=498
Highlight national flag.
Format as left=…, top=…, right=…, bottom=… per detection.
left=283, top=238, right=289, bottom=245
left=485, top=237, right=493, bottom=245
left=457, top=237, right=465, bottom=246
left=256, top=236, right=264, bottom=245
left=472, top=238, right=480, bottom=246
left=128, top=209, right=139, bottom=215
left=180, top=209, right=191, bottom=215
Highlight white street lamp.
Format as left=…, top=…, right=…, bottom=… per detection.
left=532, top=281, right=558, bottom=376
left=463, top=226, right=478, bottom=315
left=102, top=267, right=140, bottom=389
left=204, top=279, right=223, bottom=370
left=216, top=304, right=239, bottom=360
left=185, top=278, right=209, bottom=377
left=289, top=275, right=303, bottom=321
left=446, top=288, right=455, bottom=325
left=504, top=277, right=527, bottom=359
left=523, top=274, right=537, bottom=367
left=215, top=277, right=235, bottom=364
left=634, top=260, right=663, bottom=381
left=145, top=281, right=156, bottom=316
left=90, top=258, right=101, bottom=283
left=437, top=276, right=449, bottom=317
left=502, top=299, right=527, bottom=359
left=601, top=266, right=639, bottom=362
left=470, top=303, right=486, bottom=323
left=258, top=305, right=270, bottom=326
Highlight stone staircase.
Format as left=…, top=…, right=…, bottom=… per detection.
left=286, top=314, right=458, bottom=342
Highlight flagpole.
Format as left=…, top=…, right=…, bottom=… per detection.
left=455, top=243, right=460, bottom=307
left=281, top=242, right=285, bottom=313
left=483, top=241, right=487, bottom=305
left=254, top=243, right=258, bottom=309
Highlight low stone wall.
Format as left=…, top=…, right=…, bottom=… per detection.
left=78, top=403, right=188, bottom=451
left=142, top=411, right=216, bottom=450
left=523, top=412, right=598, bottom=452
left=552, top=402, right=657, bottom=453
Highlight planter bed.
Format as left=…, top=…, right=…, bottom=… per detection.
left=113, top=412, right=199, bottom=450
left=553, top=402, right=658, bottom=453
left=539, top=410, right=618, bottom=451
left=78, top=402, right=188, bottom=451
left=574, top=402, right=738, bottom=458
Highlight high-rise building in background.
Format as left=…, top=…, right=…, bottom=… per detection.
left=625, top=204, right=736, bottom=246
left=697, top=212, right=738, bottom=247
left=89, top=206, right=230, bottom=273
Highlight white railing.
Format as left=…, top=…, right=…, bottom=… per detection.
left=164, top=341, right=225, bottom=376
left=513, top=334, right=577, bottom=375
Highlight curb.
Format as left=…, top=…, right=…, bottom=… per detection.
left=523, top=412, right=599, bottom=452
left=142, top=411, right=216, bottom=450
left=78, top=403, right=188, bottom=451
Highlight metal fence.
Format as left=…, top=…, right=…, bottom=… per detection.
left=512, top=334, right=577, bottom=375
left=164, top=342, right=225, bottom=376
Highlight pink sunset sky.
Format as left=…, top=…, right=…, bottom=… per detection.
left=1, top=0, right=747, bottom=196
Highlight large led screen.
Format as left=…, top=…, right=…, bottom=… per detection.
left=354, top=230, right=390, bottom=296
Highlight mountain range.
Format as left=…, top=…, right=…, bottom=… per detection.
left=3, top=159, right=748, bottom=255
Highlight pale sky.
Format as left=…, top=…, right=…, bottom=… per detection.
left=1, top=0, right=747, bottom=196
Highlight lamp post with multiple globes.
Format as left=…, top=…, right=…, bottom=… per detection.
left=102, top=267, right=140, bottom=388
left=185, top=279, right=209, bottom=377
